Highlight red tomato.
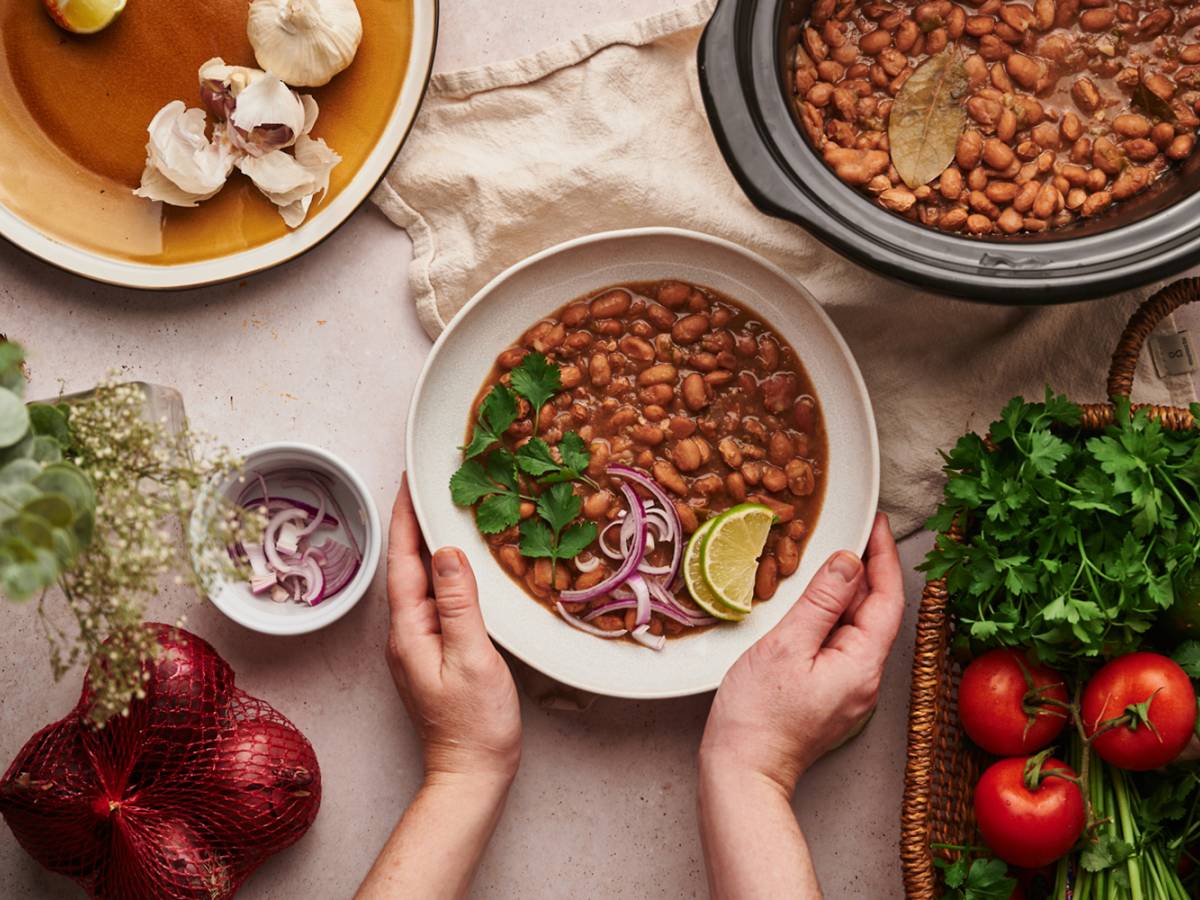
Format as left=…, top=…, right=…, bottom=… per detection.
left=958, top=649, right=1069, bottom=756
left=1082, top=652, right=1197, bottom=771
left=974, top=757, right=1085, bottom=868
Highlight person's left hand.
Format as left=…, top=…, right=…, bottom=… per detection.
left=384, top=475, right=522, bottom=788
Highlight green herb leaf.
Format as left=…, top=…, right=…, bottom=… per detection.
left=518, top=519, right=555, bottom=558
left=461, top=385, right=519, bottom=459
left=485, top=448, right=518, bottom=492
left=450, top=460, right=500, bottom=506
left=1080, top=833, right=1135, bottom=873
left=1173, top=640, right=1200, bottom=679
left=537, top=483, right=581, bottom=536
left=515, top=439, right=560, bottom=477
left=556, top=521, right=597, bottom=560
left=559, top=431, right=590, bottom=473
left=476, top=493, right=521, bottom=534
left=934, top=856, right=1014, bottom=900
left=509, top=352, right=561, bottom=414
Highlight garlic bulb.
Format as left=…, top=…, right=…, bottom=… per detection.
left=134, top=101, right=236, bottom=207
left=247, top=0, right=363, bottom=88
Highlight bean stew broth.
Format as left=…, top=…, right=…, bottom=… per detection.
left=791, top=0, right=1200, bottom=236
left=468, top=281, right=828, bottom=642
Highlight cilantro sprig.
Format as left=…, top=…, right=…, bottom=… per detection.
left=450, top=352, right=597, bottom=565
left=934, top=855, right=1015, bottom=900
left=519, top=483, right=598, bottom=570
left=920, top=391, right=1200, bottom=666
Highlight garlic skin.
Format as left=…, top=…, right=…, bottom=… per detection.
left=237, top=135, right=342, bottom=227
left=247, top=0, right=363, bottom=88
left=134, top=101, right=236, bottom=207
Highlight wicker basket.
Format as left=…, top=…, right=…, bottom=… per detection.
left=899, top=276, right=1200, bottom=898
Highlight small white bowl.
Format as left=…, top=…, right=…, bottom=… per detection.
left=406, top=227, right=880, bottom=699
left=190, top=441, right=382, bottom=636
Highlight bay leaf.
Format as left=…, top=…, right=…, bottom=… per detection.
left=888, top=49, right=968, bottom=190
left=1133, top=79, right=1174, bottom=122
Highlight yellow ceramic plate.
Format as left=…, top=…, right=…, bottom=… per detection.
left=0, top=0, right=436, bottom=288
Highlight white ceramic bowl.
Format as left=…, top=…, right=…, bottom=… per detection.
left=406, top=228, right=880, bottom=699
left=191, top=442, right=382, bottom=635
left=0, top=1, right=437, bottom=289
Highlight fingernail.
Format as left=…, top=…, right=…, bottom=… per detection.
left=433, top=548, right=461, bottom=577
left=828, top=551, right=861, bottom=582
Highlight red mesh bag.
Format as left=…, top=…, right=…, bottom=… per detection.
left=0, top=623, right=321, bottom=899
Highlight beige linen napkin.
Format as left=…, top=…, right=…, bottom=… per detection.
left=373, top=0, right=1195, bottom=538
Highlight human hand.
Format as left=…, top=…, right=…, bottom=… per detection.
left=699, top=513, right=904, bottom=796
left=384, top=475, right=522, bottom=788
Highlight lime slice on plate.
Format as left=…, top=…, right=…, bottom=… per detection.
left=700, top=503, right=775, bottom=615
left=44, top=0, right=127, bottom=34
left=683, top=517, right=744, bottom=622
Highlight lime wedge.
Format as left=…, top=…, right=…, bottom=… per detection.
left=700, top=503, right=775, bottom=615
left=44, top=0, right=127, bottom=34
left=683, top=518, right=744, bottom=622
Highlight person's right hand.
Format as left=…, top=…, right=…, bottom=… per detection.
left=384, top=475, right=522, bottom=788
left=699, top=512, right=904, bottom=795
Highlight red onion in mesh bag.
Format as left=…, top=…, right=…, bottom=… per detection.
left=0, top=624, right=321, bottom=899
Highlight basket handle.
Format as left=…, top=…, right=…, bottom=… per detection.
left=1107, top=276, right=1200, bottom=400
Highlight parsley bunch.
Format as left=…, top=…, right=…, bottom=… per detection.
left=934, top=855, right=1015, bottom=900
left=920, top=391, right=1200, bottom=666
left=449, top=353, right=598, bottom=570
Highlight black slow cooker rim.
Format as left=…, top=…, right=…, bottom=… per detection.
left=698, top=0, right=1200, bottom=304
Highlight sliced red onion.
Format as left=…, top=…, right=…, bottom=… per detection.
left=310, top=539, right=360, bottom=602
left=584, top=597, right=717, bottom=628
left=277, top=520, right=304, bottom=555
left=598, top=520, right=624, bottom=559
left=559, top=483, right=647, bottom=604
left=263, top=508, right=308, bottom=572
left=645, top=575, right=719, bottom=626
left=608, top=466, right=683, bottom=584
left=628, top=574, right=651, bottom=626
left=574, top=553, right=601, bottom=573
left=631, top=624, right=666, bottom=651
left=556, top=602, right=628, bottom=638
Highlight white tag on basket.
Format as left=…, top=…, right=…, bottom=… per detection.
left=1150, top=331, right=1197, bottom=378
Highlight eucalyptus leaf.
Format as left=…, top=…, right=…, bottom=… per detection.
left=28, top=435, right=62, bottom=463
left=0, top=433, right=33, bottom=466
left=888, top=49, right=968, bottom=189
left=0, top=459, right=41, bottom=486
left=49, top=526, right=80, bottom=565
left=0, top=482, right=39, bottom=513
left=0, top=343, right=24, bottom=394
left=35, top=463, right=96, bottom=511
left=72, top=508, right=94, bottom=547
left=22, top=494, right=75, bottom=530
left=28, top=403, right=70, bottom=446
left=11, top=512, right=56, bottom=554
left=0, top=389, right=30, bottom=448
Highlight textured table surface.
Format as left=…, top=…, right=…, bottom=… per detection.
left=3, top=2, right=931, bottom=897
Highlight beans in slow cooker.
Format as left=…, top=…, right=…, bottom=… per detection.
left=791, top=0, right=1200, bottom=236
left=472, top=282, right=828, bottom=639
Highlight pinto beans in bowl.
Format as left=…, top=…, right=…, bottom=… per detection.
left=405, top=228, right=878, bottom=699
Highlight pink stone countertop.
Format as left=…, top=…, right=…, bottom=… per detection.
left=4, top=2, right=945, bottom=897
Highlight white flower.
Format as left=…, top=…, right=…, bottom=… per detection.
left=133, top=101, right=235, bottom=207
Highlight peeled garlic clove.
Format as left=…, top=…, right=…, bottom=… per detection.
left=236, top=134, right=341, bottom=227
left=199, top=57, right=267, bottom=121
left=228, top=73, right=310, bottom=158
left=133, top=101, right=234, bottom=206
left=247, top=0, right=363, bottom=88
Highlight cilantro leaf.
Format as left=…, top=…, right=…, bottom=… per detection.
left=557, top=522, right=598, bottom=560
left=1173, top=640, right=1200, bottom=679
left=476, top=493, right=521, bottom=534
left=537, top=483, right=581, bottom=535
left=935, top=857, right=1015, bottom=900
left=449, top=460, right=497, bottom=506
left=559, top=431, right=590, bottom=473
left=485, top=448, right=518, bottom=492
left=515, top=432, right=591, bottom=484
left=515, top=439, right=560, bottom=477
left=509, top=353, right=561, bottom=415
left=518, top=519, right=555, bottom=558
left=1080, top=833, right=1134, bottom=873
left=461, top=386, right=519, bottom=459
